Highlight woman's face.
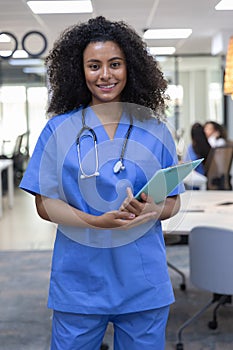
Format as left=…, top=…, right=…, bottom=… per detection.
left=204, top=123, right=216, bottom=138
left=83, top=41, right=127, bottom=105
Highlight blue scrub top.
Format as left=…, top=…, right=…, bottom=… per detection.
left=20, top=106, right=184, bottom=314
left=184, top=145, right=205, bottom=175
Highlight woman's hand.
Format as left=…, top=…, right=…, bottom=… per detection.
left=94, top=210, right=158, bottom=230
left=120, top=187, right=180, bottom=221
left=119, top=187, right=158, bottom=216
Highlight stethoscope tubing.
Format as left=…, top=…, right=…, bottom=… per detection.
left=76, top=107, right=133, bottom=179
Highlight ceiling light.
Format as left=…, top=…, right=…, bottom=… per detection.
left=148, top=47, right=176, bottom=55
left=12, top=50, right=29, bottom=58
left=9, top=58, right=43, bottom=66
left=215, top=0, right=233, bottom=10
left=23, top=67, right=46, bottom=74
left=0, top=50, right=13, bottom=58
left=27, top=0, right=93, bottom=14
left=143, top=29, right=192, bottom=39
left=0, top=34, right=11, bottom=42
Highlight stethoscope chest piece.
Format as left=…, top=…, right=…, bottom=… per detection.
left=113, top=160, right=125, bottom=174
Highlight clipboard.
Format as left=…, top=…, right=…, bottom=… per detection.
left=135, top=158, right=204, bottom=203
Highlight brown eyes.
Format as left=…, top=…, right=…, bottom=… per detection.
left=111, top=62, right=121, bottom=68
left=88, top=61, right=122, bottom=70
left=89, top=64, right=99, bottom=70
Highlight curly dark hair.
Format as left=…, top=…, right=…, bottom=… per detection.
left=45, top=16, right=168, bottom=119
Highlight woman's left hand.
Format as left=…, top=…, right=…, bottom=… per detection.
left=120, top=187, right=180, bottom=221
left=120, top=187, right=159, bottom=216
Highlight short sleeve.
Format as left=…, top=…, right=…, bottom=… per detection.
left=19, top=122, right=59, bottom=198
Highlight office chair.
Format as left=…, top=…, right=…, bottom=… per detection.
left=205, top=145, right=233, bottom=190
left=176, top=226, right=233, bottom=350
left=12, top=132, right=30, bottom=183
left=0, top=132, right=29, bottom=187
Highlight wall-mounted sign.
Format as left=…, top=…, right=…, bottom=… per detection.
left=0, top=31, right=47, bottom=59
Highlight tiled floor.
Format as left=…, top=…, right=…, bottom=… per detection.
left=0, top=188, right=56, bottom=251
left=1, top=188, right=233, bottom=350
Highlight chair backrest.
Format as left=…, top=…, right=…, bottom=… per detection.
left=13, top=132, right=29, bottom=157
left=189, top=226, right=233, bottom=295
left=12, top=132, right=30, bottom=173
left=205, top=145, right=233, bottom=190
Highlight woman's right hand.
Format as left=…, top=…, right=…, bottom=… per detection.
left=94, top=210, right=158, bottom=230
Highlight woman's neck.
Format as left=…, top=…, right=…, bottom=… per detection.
left=91, top=102, right=123, bottom=139
left=91, top=102, right=122, bottom=122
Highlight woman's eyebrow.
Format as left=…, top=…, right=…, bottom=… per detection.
left=85, top=58, right=100, bottom=63
left=86, top=57, right=124, bottom=63
left=108, top=56, right=125, bottom=61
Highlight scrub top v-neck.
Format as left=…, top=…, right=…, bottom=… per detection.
left=20, top=106, right=184, bottom=315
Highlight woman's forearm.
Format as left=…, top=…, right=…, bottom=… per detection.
left=157, top=195, right=181, bottom=221
left=35, top=194, right=138, bottom=229
left=35, top=194, right=96, bottom=228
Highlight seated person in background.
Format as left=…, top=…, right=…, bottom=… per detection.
left=204, top=121, right=227, bottom=148
left=183, top=122, right=211, bottom=176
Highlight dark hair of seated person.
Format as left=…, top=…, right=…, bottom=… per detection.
left=191, top=122, right=211, bottom=172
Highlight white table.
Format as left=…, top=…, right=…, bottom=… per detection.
left=0, top=159, right=14, bottom=218
left=163, top=190, right=233, bottom=235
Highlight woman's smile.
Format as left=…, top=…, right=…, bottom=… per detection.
left=83, top=41, right=127, bottom=106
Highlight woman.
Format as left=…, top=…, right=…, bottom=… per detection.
left=204, top=121, right=227, bottom=148
left=20, top=16, right=183, bottom=350
left=184, top=122, right=211, bottom=175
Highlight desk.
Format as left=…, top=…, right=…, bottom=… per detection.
left=0, top=159, right=14, bottom=218
left=163, top=190, right=233, bottom=235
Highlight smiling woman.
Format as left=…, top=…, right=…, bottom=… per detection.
left=83, top=41, right=127, bottom=107
left=19, top=16, right=183, bottom=350
left=45, top=16, right=167, bottom=117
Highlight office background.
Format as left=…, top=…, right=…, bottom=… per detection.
left=0, top=2, right=233, bottom=349
left=1, top=0, right=233, bottom=158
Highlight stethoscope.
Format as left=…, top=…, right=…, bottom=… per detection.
left=76, top=108, right=133, bottom=179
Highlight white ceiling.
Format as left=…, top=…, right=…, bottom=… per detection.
left=0, top=0, right=233, bottom=57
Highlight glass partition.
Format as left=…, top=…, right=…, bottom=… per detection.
left=158, top=55, right=224, bottom=156
left=0, top=54, right=225, bottom=158
left=0, top=59, right=47, bottom=156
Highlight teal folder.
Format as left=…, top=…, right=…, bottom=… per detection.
left=135, top=158, right=204, bottom=203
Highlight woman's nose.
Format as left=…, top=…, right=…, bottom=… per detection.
left=100, top=66, right=112, bottom=79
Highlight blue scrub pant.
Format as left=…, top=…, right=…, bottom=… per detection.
left=50, top=306, right=170, bottom=350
